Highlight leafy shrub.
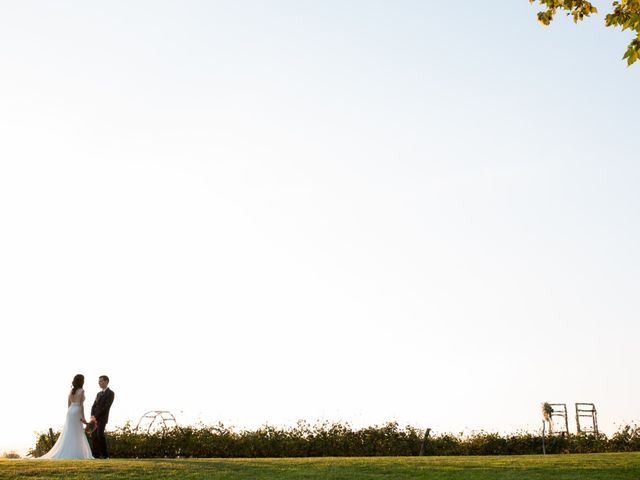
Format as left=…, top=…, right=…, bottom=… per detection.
left=1, top=451, right=21, bottom=459
left=30, top=421, right=640, bottom=458
left=29, top=429, right=60, bottom=458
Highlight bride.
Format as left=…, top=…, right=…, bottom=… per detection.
left=37, top=374, right=94, bottom=460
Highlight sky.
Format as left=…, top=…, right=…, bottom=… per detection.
left=1, top=1, right=639, bottom=456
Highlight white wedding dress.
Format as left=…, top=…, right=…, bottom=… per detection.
left=38, top=388, right=94, bottom=460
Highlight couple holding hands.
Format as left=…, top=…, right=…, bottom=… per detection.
left=38, top=374, right=115, bottom=460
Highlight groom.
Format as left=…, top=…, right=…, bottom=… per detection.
left=90, top=375, right=115, bottom=459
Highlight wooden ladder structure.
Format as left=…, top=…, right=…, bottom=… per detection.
left=575, top=403, right=598, bottom=435
left=547, top=403, right=570, bottom=436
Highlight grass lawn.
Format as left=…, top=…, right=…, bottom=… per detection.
left=1, top=453, right=640, bottom=479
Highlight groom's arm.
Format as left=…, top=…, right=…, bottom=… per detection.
left=104, top=391, right=115, bottom=412
left=92, top=396, right=106, bottom=419
left=94, top=391, right=115, bottom=419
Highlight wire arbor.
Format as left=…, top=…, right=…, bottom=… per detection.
left=135, top=411, right=178, bottom=433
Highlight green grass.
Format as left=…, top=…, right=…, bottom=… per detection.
left=1, top=453, right=640, bottom=479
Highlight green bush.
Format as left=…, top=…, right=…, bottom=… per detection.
left=1, top=451, right=21, bottom=459
left=29, top=421, right=640, bottom=458
left=30, top=429, right=60, bottom=458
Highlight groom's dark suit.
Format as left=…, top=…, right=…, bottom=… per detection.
left=91, top=388, right=115, bottom=459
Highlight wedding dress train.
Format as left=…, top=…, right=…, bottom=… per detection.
left=38, top=389, right=94, bottom=460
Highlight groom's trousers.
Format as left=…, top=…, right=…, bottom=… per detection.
left=91, top=422, right=109, bottom=459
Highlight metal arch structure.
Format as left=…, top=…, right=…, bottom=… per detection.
left=135, top=410, right=178, bottom=433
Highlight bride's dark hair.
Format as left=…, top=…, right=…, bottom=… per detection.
left=71, top=374, right=84, bottom=395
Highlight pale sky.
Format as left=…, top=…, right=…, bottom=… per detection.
left=1, top=1, right=639, bottom=455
